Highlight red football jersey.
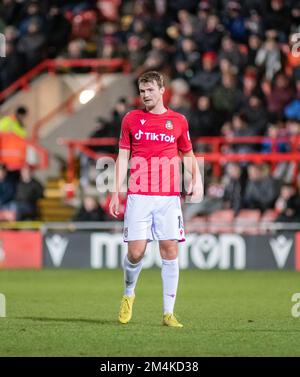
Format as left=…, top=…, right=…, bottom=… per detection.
left=119, top=108, right=192, bottom=196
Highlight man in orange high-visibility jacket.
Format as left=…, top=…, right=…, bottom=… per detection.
left=0, top=106, right=28, bottom=138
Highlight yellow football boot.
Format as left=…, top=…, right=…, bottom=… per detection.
left=163, top=313, right=183, bottom=328
left=118, top=295, right=135, bottom=324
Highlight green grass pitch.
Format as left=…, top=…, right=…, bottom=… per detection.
left=0, top=269, right=300, bottom=356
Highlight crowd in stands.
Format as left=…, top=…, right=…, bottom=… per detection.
left=1, top=0, right=300, bottom=224
left=0, top=163, right=43, bottom=220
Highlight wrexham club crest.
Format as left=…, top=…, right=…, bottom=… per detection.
left=165, top=120, right=173, bottom=130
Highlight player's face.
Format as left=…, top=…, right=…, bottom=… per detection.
left=139, top=81, right=165, bottom=110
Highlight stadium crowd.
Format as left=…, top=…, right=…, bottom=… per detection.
left=1, top=0, right=300, bottom=222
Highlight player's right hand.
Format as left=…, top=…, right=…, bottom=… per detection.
left=109, top=193, right=120, bottom=218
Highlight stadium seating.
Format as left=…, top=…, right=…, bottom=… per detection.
left=234, top=210, right=261, bottom=234
left=207, top=209, right=235, bottom=233
left=0, top=210, right=16, bottom=221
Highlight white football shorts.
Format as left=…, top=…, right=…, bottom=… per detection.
left=123, top=194, right=185, bottom=242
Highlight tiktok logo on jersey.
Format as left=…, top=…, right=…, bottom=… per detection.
left=135, top=130, right=143, bottom=140
left=134, top=130, right=175, bottom=143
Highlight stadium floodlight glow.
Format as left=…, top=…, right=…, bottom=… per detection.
left=79, top=89, right=95, bottom=104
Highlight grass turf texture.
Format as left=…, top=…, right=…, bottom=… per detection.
left=0, top=269, right=299, bottom=356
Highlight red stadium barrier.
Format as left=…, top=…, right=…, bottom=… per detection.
left=59, top=136, right=300, bottom=191
left=0, top=58, right=130, bottom=103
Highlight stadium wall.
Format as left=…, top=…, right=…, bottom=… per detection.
left=1, top=230, right=300, bottom=270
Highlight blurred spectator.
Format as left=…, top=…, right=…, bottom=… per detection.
left=17, top=19, right=47, bottom=70
left=79, top=97, right=130, bottom=187
left=0, top=0, right=22, bottom=26
left=231, top=112, right=256, bottom=154
left=265, top=72, right=294, bottom=117
left=218, top=35, right=245, bottom=73
left=275, top=183, right=300, bottom=222
left=98, top=34, right=124, bottom=60
left=174, top=37, right=200, bottom=75
left=290, top=2, right=300, bottom=33
left=0, top=42, right=25, bottom=90
left=18, top=0, right=46, bottom=36
left=247, top=32, right=263, bottom=66
left=286, top=118, right=300, bottom=138
left=190, top=96, right=217, bottom=137
left=194, top=1, right=211, bottom=36
left=0, top=106, right=28, bottom=138
left=245, top=10, right=264, bottom=37
left=79, top=116, right=113, bottom=188
left=267, top=119, right=300, bottom=183
left=189, top=51, right=220, bottom=95
left=222, top=163, right=245, bottom=214
left=47, top=5, right=72, bottom=58
left=10, top=165, right=44, bottom=220
left=255, top=29, right=282, bottom=81
left=196, top=14, right=223, bottom=53
left=243, top=164, right=279, bottom=211
left=138, top=37, right=170, bottom=75
left=63, top=39, right=90, bottom=73
left=264, top=0, right=291, bottom=42
left=127, top=35, right=147, bottom=72
left=176, top=9, right=198, bottom=38
left=0, top=163, right=16, bottom=209
left=241, top=93, right=268, bottom=135
left=275, top=183, right=297, bottom=214
left=73, top=196, right=107, bottom=221
left=212, top=72, right=241, bottom=122
left=126, top=18, right=152, bottom=50
left=222, top=1, right=248, bottom=43
left=262, top=122, right=289, bottom=154
left=169, top=93, right=192, bottom=121
left=3, top=25, right=20, bottom=44
left=109, top=97, right=131, bottom=137
left=238, top=67, right=260, bottom=107
left=284, top=79, right=300, bottom=121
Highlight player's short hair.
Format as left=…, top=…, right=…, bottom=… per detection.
left=138, top=71, right=164, bottom=89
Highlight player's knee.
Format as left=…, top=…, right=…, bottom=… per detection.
left=160, top=246, right=178, bottom=260
left=127, top=250, right=144, bottom=263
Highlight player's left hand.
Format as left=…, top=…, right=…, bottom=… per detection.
left=186, top=182, right=204, bottom=203
left=109, top=193, right=120, bottom=218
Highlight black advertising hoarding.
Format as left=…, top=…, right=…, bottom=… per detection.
left=43, top=232, right=91, bottom=268
left=43, top=231, right=298, bottom=270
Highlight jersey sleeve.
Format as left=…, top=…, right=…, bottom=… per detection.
left=119, top=113, right=131, bottom=150
left=177, top=115, right=192, bottom=153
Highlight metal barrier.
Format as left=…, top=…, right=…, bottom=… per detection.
left=59, top=136, right=300, bottom=186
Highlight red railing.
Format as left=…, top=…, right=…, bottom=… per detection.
left=0, top=58, right=130, bottom=103
left=0, top=58, right=130, bottom=142
left=0, top=60, right=48, bottom=103
left=59, top=136, right=300, bottom=188
left=31, top=74, right=101, bottom=141
left=198, top=136, right=300, bottom=176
